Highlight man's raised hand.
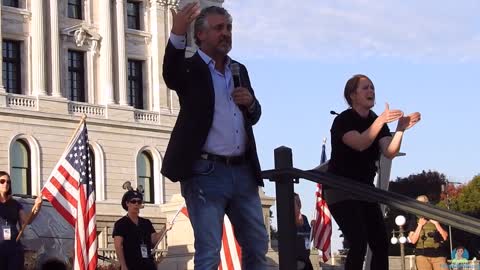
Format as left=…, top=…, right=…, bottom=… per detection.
left=171, top=2, right=201, bottom=35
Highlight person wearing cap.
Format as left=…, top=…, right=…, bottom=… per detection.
left=0, top=171, right=43, bottom=270
left=113, top=190, right=172, bottom=270
left=406, top=195, right=449, bottom=270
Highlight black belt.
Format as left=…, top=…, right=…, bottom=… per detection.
left=200, top=153, right=246, bottom=166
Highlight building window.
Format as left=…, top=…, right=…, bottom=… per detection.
left=137, top=151, right=154, bottom=204
left=10, top=140, right=31, bottom=195
left=67, top=0, right=82, bottom=19
left=127, top=1, right=141, bottom=30
left=68, top=50, right=85, bottom=102
left=127, top=60, right=143, bottom=109
left=2, top=0, right=19, bottom=8
left=2, top=40, right=21, bottom=94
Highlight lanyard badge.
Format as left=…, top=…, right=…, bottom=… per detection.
left=2, top=225, right=11, bottom=241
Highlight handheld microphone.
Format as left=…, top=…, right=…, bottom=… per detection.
left=330, top=110, right=339, bottom=116
left=231, top=63, right=242, bottom=88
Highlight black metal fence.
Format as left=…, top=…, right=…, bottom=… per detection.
left=262, top=146, right=480, bottom=270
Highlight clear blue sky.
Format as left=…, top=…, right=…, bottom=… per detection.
left=223, top=0, right=480, bottom=253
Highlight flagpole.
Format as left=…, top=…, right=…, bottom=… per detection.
left=16, top=190, right=42, bottom=242
left=152, top=203, right=186, bottom=251
left=65, top=114, right=88, bottom=149
left=17, top=116, right=89, bottom=242
left=309, top=138, right=327, bottom=250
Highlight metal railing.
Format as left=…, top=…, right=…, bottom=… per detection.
left=262, top=146, right=480, bottom=270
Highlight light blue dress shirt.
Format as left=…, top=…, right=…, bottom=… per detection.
left=169, top=34, right=247, bottom=156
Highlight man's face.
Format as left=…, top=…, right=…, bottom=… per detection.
left=198, top=14, right=232, bottom=56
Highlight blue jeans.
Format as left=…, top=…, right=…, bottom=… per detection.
left=181, top=159, right=268, bottom=270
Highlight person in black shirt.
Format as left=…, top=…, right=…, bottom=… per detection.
left=0, top=171, right=42, bottom=270
left=294, top=193, right=314, bottom=270
left=325, top=74, right=421, bottom=270
left=113, top=190, right=172, bottom=270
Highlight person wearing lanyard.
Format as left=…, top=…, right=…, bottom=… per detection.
left=113, top=190, right=172, bottom=270
left=0, top=171, right=42, bottom=270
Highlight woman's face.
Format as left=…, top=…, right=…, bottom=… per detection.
left=0, top=175, right=11, bottom=194
left=351, top=77, right=375, bottom=109
left=127, top=198, right=143, bottom=213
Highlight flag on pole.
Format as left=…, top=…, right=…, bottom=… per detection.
left=41, top=119, right=97, bottom=270
left=312, top=138, right=332, bottom=262
left=180, top=207, right=242, bottom=270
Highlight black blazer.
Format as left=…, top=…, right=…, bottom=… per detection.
left=161, top=41, right=263, bottom=186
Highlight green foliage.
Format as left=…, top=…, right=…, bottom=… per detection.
left=447, top=175, right=480, bottom=215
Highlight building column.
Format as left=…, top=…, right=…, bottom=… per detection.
left=49, top=0, right=61, bottom=97
left=99, top=0, right=115, bottom=104
left=0, top=3, right=5, bottom=93
left=115, top=0, right=128, bottom=105
left=150, top=1, right=160, bottom=111
left=31, top=0, right=46, bottom=96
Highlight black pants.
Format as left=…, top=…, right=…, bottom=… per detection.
left=329, top=200, right=388, bottom=270
left=0, top=241, right=24, bottom=270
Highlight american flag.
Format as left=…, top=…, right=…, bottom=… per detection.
left=41, top=119, right=97, bottom=270
left=312, top=139, right=332, bottom=262
left=181, top=207, right=242, bottom=269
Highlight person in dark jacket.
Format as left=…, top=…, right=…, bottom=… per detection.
left=161, top=4, right=268, bottom=269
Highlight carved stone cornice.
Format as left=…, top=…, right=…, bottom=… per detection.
left=157, top=0, right=179, bottom=7
left=61, top=23, right=102, bottom=54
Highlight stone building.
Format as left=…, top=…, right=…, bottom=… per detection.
left=0, top=0, right=275, bottom=269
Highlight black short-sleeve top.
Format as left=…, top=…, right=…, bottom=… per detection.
left=327, top=109, right=391, bottom=185
left=112, top=216, right=156, bottom=269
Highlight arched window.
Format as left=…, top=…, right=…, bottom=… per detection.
left=10, top=139, right=31, bottom=195
left=137, top=151, right=154, bottom=203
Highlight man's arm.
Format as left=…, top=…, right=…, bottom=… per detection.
left=431, top=220, right=448, bottom=241
left=162, top=3, right=200, bottom=92
left=114, top=236, right=128, bottom=270
left=151, top=223, right=173, bottom=247
left=408, top=217, right=428, bottom=244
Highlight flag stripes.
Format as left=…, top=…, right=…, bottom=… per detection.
left=41, top=120, right=97, bottom=270
left=181, top=207, right=242, bottom=269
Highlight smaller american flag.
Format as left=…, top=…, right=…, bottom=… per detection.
left=180, top=207, right=242, bottom=269
left=42, top=119, right=97, bottom=270
left=312, top=139, right=332, bottom=262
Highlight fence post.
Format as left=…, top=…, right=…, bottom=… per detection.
left=274, top=146, right=296, bottom=270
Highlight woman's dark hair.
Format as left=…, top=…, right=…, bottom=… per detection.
left=0, top=171, right=12, bottom=196
left=40, top=259, right=67, bottom=270
left=344, top=74, right=374, bottom=107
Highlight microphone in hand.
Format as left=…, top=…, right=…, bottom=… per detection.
left=231, top=63, right=242, bottom=88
